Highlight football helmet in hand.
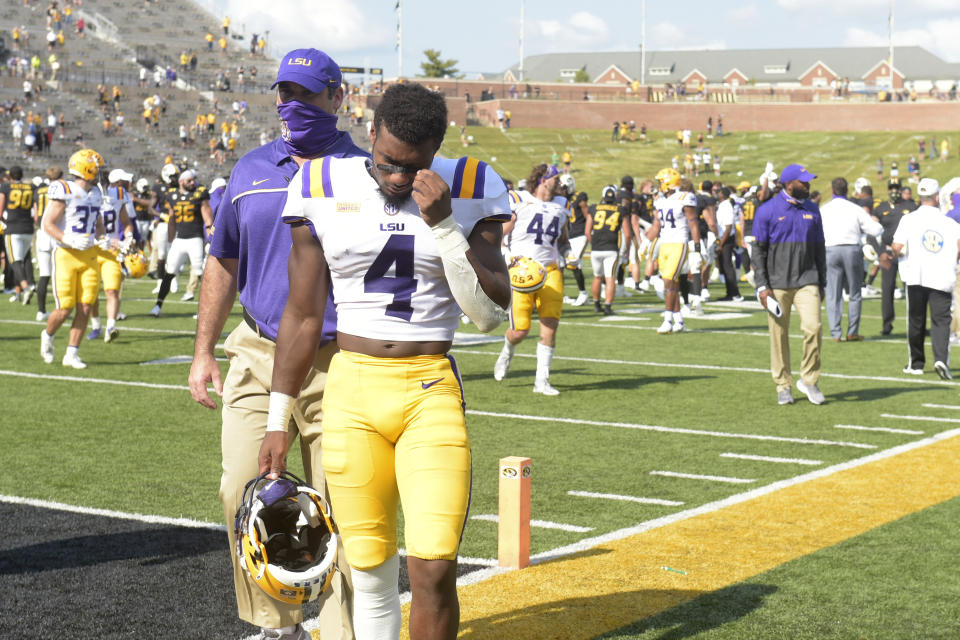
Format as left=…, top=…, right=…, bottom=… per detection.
left=234, top=471, right=338, bottom=605
left=508, top=256, right=547, bottom=293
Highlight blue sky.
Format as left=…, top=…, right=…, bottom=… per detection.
left=218, top=0, right=960, bottom=78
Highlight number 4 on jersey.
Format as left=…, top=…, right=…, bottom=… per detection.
left=363, top=234, right=418, bottom=321
left=526, top=212, right=560, bottom=245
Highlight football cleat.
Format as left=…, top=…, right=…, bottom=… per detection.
left=62, top=352, right=87, bottom=369
left=671, top=320, right=686, bottom=333
left=235, top=471, right=337, bottom=605
left=637, top=279, right=651, bottom=292
left=105, top=327, right=119, bottom=343
left=86, top=327, right=102, bottom=340
left=902, top=365, right=923, bottom=375
left=181, top=291, right=195, bottom=302
left=572, top=291, right=588, bottom=306
left=40, top=330, right=55, bottom=364
left=657, top=319, right=673, bottom=334
left=149, top=304, right=162, bottom=318
left=22, top=285, right=35, bottom=305
left=493, top=349, right=513, bottom=381
left=934, top=361, right=952, bottom=381
left=36, top=311, right=49, bottom=322
left=508, top=256, right=547, bottom=293
left=533, top=379, right=560, bottom=396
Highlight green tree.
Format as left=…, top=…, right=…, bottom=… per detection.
left=574, top=68, right=590, bottom=83
left=420, top=49, right=459, bottom=78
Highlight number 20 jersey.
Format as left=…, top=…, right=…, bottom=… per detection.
left=45, top=179, right=102, bottom=247
left=654, top=190, right=697, bottom=244
left=506, top=189, right=568, bottom=267
left=281, top=155, right=511, bottom=342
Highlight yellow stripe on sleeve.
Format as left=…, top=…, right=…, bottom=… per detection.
left=458, top=157, right=481, bottom=199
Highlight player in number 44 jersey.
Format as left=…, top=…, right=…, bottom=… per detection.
left=494, top=163, right=569, bottom=395
left=268, top=83, right=510, bottom=640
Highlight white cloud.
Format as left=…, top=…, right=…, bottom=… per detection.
left=730, top=3, right=759, bottom=22
left=535, top=11, right=610, bottom=47
left=222, top=0, right=392, bottom=53
left=650, top=21, right=726, bottom=51
left=844, top=19, right=960, bottom=60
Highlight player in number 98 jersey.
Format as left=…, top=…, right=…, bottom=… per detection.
left=494, top=163, right=569, bottom=395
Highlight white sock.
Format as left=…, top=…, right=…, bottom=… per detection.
left=89, top=317, right=101, bottom=330
left=502, top=337, right=516, bottom=356
left=536, top=342, right=554, bottom=382
left=66, top=345, right=79, bottom=358
left=672, top=311, right=683, bottom=323
left=106, top=318, right=116, bottom=331
left=352, top=554, right=401, bottom=640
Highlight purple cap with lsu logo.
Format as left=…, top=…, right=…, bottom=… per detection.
left=271, top=48, right=342, bottom=93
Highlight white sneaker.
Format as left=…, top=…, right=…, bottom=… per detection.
left=62, top=351, right=87, bottom=369
left=40, top=330, right=55, bottom=364
left=259, top=624, right=310, bottom=640
left=680, top=304, right=691, bottom=318
left=493, top=350, right=512, bottom=381
left=105, top=327, right=119, bottom=343
left=671, top=320, right=686, bottom=333
left=181, top=291, right=195, bottom=301
left=36, top=311, right=49, bottom=322
left=149, top=304, right=162, bottom=318
left=638, top=279, right=651, bottom=292
left=22, top=285, right=35, bottom=305
left=657, top=319, right=673, bottom=334
left=151, top=281, right=161, bottom=294
left=893, top=288, right=903, bottom=299
left=700, top=289, right=711, bottom=301
left=572, top=291, right=588, bottom=306
left=116, top=312, right=127, bottom=321
left=533, top=379, right=560, bottom=395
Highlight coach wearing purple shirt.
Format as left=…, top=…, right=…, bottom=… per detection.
left=189, top=48, right=367, bottom=640
left=753, top=164, right=827, bottom=406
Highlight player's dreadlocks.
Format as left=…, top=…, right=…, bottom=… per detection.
left=374, top=83, right=447, bottom=148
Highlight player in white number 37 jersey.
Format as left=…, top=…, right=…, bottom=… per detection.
left=267, top=83, right=511, bottom=640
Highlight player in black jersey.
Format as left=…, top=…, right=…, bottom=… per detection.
left=737, top=182, right=759, bottom=286
left=631, top=179, right=656, bottom=292
left=588, top=185, right=630, bottom=315
left=615, top=175, right=638, bottom=297
left=564, top=187, right=590, bottom=306
left=0, top=166, right=37, bottom=303
left=873, top=178, right=917, bottom=335
left=149, top=169, right=212, bottom=316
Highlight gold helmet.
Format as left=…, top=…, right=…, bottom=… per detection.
left=655, top=168, right=682, bottom=193
left=235, top=472, right=338, bottom=605
left=508, top=256, right=548, bottom=293
left=68, top=149, right=105, bottom=181
left=123, top=250, right=148, bottom=278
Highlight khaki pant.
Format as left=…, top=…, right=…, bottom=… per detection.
left=768, top=285, right=822, bottom=391
left=219, top=321, right=354, bottom=637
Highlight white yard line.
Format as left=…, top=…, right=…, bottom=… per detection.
left=650, top=470, right=755, bottom=484
left=922, top=403, right=960, bottom=410
left=835, top=424, right=924, bottom=435
left=882, top=413, right=960, bottom=424
left=720, top=453, right=823, bottom=466
left=470, top=514, right=594, bottom=533
left=567, top=490, right=684, bottom=506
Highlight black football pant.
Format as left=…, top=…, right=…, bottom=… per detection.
left=880, top=257, right=899, bottom=334
left=719, top=242, right=741, bottom=298
left=905, top=284, right=951, bottom=369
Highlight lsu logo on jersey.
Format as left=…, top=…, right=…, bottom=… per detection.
left=379, top=222, right=405, bottom=232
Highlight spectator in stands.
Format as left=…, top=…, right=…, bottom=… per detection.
left=249, top=33, right=258, bottom=57
left=218, top=36, right=228, bottom=55
left=75, top=17, right=84, bottom=37
left=190, top=52, right=198, bottom=71
left=222, top=15, right=230, bottom=35
left=12, top=26, right=21, bottom=51
left=115, top=111, right=124, bottom=133
left=205, top=32, right=214, bottom=51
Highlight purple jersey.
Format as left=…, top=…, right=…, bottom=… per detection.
left=209, top=133, right=368, bottom=341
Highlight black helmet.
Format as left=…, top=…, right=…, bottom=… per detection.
left=621, top=175, right=634, bottom=189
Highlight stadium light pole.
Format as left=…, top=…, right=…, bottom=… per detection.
left=888, top=0, right=895, bottom=89
left=519, top=0, right=525, bottom=83
left=640, top=0, right=646, bottom=87
left=396, top=0, right=403, bottom=80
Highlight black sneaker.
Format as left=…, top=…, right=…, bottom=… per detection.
left=593, top=300, right=603, bottom=313
left=602, top=304, right=615, bottom=315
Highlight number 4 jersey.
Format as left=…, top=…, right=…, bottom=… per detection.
left=281, top=155, right=511, bottom=342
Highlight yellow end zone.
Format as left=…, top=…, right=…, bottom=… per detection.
left=400, top=429, right=960, bottom=639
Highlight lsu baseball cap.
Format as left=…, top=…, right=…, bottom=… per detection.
left=779, top=164, right=817, bottom=184
left=272, top=48, right=341, bottom=93
left=108, top=168, right=133, bottom=183
left=917, top=177, right=939, bottom=197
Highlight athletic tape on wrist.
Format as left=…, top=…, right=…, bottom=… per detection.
left=266, top=391, right=294, bottom=432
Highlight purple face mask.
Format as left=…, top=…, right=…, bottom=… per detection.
left=277, top=99, right=340, bottom=158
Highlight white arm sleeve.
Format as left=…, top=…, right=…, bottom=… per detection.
left=430, top=214, right=505, bottom=333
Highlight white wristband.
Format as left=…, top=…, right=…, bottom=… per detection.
left=266, top=391, right=295, bottom=432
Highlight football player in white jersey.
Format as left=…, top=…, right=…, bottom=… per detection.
left=88, top=168, right=135, bottom=342
left=647, top=168, right=701, bottom=334
left=39, top=149, right=106, bottom=369
left=266, top=83, right=511, bottom=640
left=494, top=163, right=569, bottom=394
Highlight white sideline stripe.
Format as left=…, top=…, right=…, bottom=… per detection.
left=563, top=320, right=771, bottom=338
left=0, top=369, right=188, bottom=391
left=470, top=513, right=594, bottom=533
left=835, top=424, right=924, bottom=435
left=720, top=452, right=823, bottom=466
left=882, top=413, right=960, bottom=424
left=650, top=470, right=756, bottom=484
left=567, top=490, right=684, bottom=507
left=923, top=403, right=960, bottom=410
left=449, top=349, right=960, bottom=387
left=0, top=318, right=197, bottom=336
left=0, top=494, right=225, bottom=530
left=467, top=409, right=877, bottom=449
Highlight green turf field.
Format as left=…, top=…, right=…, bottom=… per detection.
left=3, top=127, right=960, bottom=637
